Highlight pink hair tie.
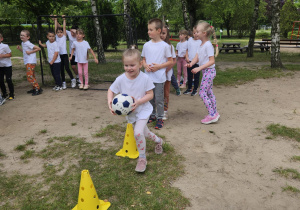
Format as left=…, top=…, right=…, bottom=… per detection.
left=210, top=26, right=213, bottom=28
left=216, top=44, right=218, bottom=47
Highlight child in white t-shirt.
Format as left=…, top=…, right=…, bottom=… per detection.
left=39, top=31, right=62, bottom=91
left=0, top=33, right=14, bottom=100
left=107, top=46, right=163, bottom=173
left=69, top=29, right=98, bottom=90
left=141, top=18, right=172, bottom=130
left=54, top=16, right=76, bottom=89
left=176, top=29, right=188, bottom=89
left=17, top=30, right=42, bottom=96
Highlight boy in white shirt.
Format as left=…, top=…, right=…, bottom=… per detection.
left=17, top=30, right=42, bottom=96
left=39, top=31, right=63, bottom=91
left=142, top=18, right=172, bottom=129
left=0, top=33, right=14, bottom=100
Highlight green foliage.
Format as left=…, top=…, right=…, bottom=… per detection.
left=280, top=0, right=300, bottom=38
left=256, top=31, right=270, bottom=39
left=266, top=124, right=300, bottom=142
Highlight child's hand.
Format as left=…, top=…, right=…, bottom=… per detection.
left=185, top=62, right=191, bottom=68
left=69, top=56, right=72, bottom=61
left=38, top=40, right=42, bottom=45
left=17, top=45, right=21, bottom=50
left=26, top=51, right=31, bottom=55
left=108, top=101, right=117, bottom=115
left=150, top=63, right=161, bottom=72
left=131, top=97, right=139, bottom=112
left=49, top=61, right=54, bottom=65
left=191, top=67, right=201, bottom=74
left=94, top=58, right=99, bottom=64
left=62, top=15, right=65, bottom=20
left=144, top=63, right=152, bottom=72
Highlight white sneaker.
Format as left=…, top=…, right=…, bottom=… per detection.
left=62, top=82, right=67, bottom=90
left=71, top=79, right=76, bottom=88
left=162, top=111, right=168, bottom=120
left=0, top=97, right=6, bottom=106
left=52, top=85, right=58, bottom=91
left=55, top=86, right=62, bottom=91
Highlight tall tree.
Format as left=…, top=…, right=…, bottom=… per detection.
left=180, top=0, right=191, bottom=30
left=247, top=0, right=261, bottom=57
left=271, top=0, right=283, bottom=68
left=123, top=0, right=132, bottom=48
left=280, top=0, right=299, bottom=38
left=90, top=0, right=106, bottom=63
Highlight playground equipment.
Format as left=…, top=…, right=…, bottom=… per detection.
left=290, top=21, right=300, bottom=39
left=72, top=170, right=111, bottom=210
left=116, top=123, right=139, bottom=159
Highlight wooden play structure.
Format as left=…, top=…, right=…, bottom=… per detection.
left=290, top=21, right=300, bottom=39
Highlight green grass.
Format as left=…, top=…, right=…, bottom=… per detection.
left=282, top=185, right=300, bottom=193
left=266, top=124, right=300, bottom=142
left=273, top=168, right=300, bottom=180
left=0, top=124, right=189, bottom=209
left=0, top=149, right=5, bottom=158
left=291, top=156, right=300, bottom=161
left=39, top=129, right=47, bottom=134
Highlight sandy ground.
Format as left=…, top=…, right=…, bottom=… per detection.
left=0, top=61, right=300, bottom=209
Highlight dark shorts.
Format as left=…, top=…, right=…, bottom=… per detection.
left=70, top=55, right=77, bottom=66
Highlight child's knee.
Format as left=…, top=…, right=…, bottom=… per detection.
left=134, top=132, right=144, bottom=140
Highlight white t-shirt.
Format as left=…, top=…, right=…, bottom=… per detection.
left=197, top=41, right=215, bottom=68
left=166, top=44, right=176, bottom=81
left=46, top=41, right=61, bottom=63
left=21, top=41, right=37, bottom=64
left=187, top=37, right=202, bottom=61
left=55, top=35, right=68, bottom=55
left=66, top=30, right=76, bottom=54
left=0, top=43, right=12, bottom=67
left=109, top=71, right=155, bottom=123
left=176, top=41, right=188, bottom=57
left=71, top=40, right=91, bottom=63
left=141, top=40, right=172, bottom=83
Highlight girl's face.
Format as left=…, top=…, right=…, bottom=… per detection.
left=179, top=33, right=187, bottom=41
left=160, top=28, right=167, bottom=41
left=193, top=29, right=197, bottom=39
left=123, top=55, right=142, bottom=79
left=47, top=33, right=55, bottom=43
left=70, top=29, right=76, bottom=37
left=56, top=30, right=63, bottom=38
left=196, top=25, right=206, bottom=41
left=76, top=32, right=84, bottom=41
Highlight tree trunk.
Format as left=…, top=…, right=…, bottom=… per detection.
left=181, top=0, right=191, bottom=30
left=90, top=0, right=106, bottom=63
left=124, top=0, right=132, bottom=48
left=271, top=0, right=283, bottom=68
left=247, top=0, right=260, bottom=57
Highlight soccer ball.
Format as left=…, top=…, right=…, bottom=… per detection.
left=112, top=94, right=135, bottom=115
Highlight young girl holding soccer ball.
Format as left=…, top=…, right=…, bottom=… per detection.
left=107, top=46, right=163, bottom=173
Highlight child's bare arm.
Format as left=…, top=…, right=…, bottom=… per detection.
left=38, top=40, right=46, bottom=48
left=143, top=57, right=152, bottom=72
left=69, top=48, right=75, bottom=60
left=54, top=15, right=58, bottom=32
left=191, top=56, right=215, bottom=74
left=187, top=53, right=199, bottom=68
left=50, top=52, right=59, bottom=65
left=151, top=57, right=173, bottom=72
left=26, top=45, right=41, bottom=55
left=0, top=52, right=12, bottom=58
left=17, top=45, right=22, bottom=52
left=132, top=89, right=153, bottom=111
left=107, top=89, right=116, bottom=115
left=89, top=48, right=98, bottom=64
left=62, top=15, right=67, bottom=36
left=185, top=49, right=189, bottom=63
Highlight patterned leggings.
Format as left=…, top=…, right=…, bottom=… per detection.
left=26, top=64, right=40, bottom=90
left=199, top=68, right=217, bottom=116
left=134, top=119, right=160, bottom=156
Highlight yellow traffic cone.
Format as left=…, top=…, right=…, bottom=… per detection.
left=116, top=123, right=139, bottom=159
left=72, top=170, right=111, bottom=210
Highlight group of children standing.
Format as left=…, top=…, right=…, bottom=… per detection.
left=107, top=18, right=220, bottom=173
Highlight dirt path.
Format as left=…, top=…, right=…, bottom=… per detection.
left=0, top=64, right=300, bottom=209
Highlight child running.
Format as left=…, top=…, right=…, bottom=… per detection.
left=17, top=30, right=42, bottom=96
left=160, top=25, right=176, bottom=120
left=184, top=26, right=202, bottom=96
left=107, top=46, right=163, bottom=173
left=69, top=29, right=98, bottom=90
left=39, top=31, right=62, bottom=91
left=176, top=29, right=188, bottom=89
left=54, top=16, right=76, bottom=89
left=142, top=18, right=172, bottom=129
left=0, top=33, right=14, bottom=100
left=187, top=21, right=220, bottom=124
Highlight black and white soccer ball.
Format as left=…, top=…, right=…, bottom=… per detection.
left=112, top=94, right=135, bottom=115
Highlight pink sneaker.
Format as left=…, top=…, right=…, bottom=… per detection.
left=155, top=138, right=163, bottom=154
left=135, top=158, right=147, bottom=173
left=201, top=113, right=220, bottom=124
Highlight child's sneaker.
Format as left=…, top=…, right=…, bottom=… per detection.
left=53, top=85, right=58, bottom=91
left=38, top=88, right=43, bottom=94
left=83, top=85, right=89, bottom=90
left=8, top=96, right=14, bottom=100
left=32, top=88, right=40, bottom=96
left=162, top=111, right=168, bottom=120
left=71, top=78, right=76, bottom=88
left=55, top=86, right=62, bottom=91
left=79, top=84, right=84, bottom=90
left=0, top=97, right=6, bottom=105
left=147, top=115, right=156, bottom=123
left=155, top=138, right=163, bottom=154
left=62, top=81, right=67, bottom=90
left=191, top=90, right=198, bottom=96
left=183, top=89, right=192, bottom=95
left=201, top=114, right=220, bottom=124
left=27, top=89, right=34, bottom=94
left=179, top=83, right=186, bottom=89
left=176, top=88, right=181, bottom=96
left=155, top=119, right=164, bottom=129
left=135, top=158, right=147, bottom=173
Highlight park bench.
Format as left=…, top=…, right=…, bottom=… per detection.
left=262, top=39, right=300, bottom=48
left=219, top=42, right=246, bottom=53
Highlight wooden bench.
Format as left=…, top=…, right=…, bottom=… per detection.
left=262, top=39, right=300, bottom=48
left=219, top=47, right=245, bottom=53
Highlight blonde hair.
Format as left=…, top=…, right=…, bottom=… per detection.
left=179, top=29, right=188, bottom=40
left=196, top=21, right=219, bottom=57
left=122, top=45, right=141, bottom=62
left=21, top=30, right=30, bottom=37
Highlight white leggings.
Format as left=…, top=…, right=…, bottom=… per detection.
left=133, top=119, right=160, bottom=156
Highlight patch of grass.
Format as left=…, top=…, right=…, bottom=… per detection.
left=0, top=149, right=5, bottom=158
left=20, top=150, right=35, bottom=160
left=291, top=156, right=300, bottom=161
left=15, top=144, right=26, bottom=151
left=71, top=122, right=77, bottom=126
left=39, top=129, right=47, bottom=134
left=0, top=124, right=189, bottom=209
left=282, top=185, right=300, bottom=193
left=266, top=124, right=300, bottom=142
left=26, top=138, right=36, bottom=145
left=273, top=168, right=300, bottom=180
